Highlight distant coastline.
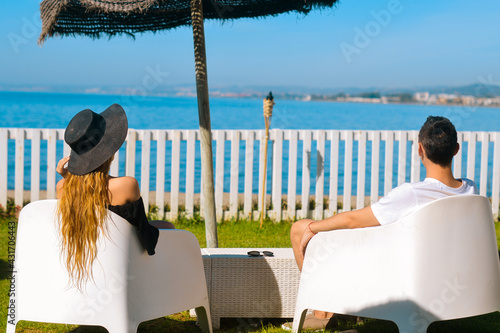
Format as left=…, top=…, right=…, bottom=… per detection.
left=304, top=93, right=500, bottom=108
left=1, top=81, right=500, bottom=108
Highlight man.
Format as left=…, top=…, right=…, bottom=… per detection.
left=283, top=116, right=477, bottom=331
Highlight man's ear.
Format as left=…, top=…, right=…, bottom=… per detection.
left=454, top=142, right=460, bottom=156
left=418, top=142, right=424, bottom=157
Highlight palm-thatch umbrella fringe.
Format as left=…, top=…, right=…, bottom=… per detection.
left=39, top=0, right=339, bottom=43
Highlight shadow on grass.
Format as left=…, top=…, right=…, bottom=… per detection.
left=341, top=312, right=500, bottom=333
left=0, top=258, right=12, bottom=280
left=138, top=316, right=201, bottom=333
left=218, top=317, right=292, bottom=332
left=64, top=315, right=202, bottom=333
left=427, top=312, right=500, bottom=333
left=67, top=326, right=107, bottom=333
left=13, top=312, right=500, bottom=333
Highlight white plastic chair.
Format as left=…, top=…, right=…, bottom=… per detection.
left=292, top=195, right=500, bottom=333
left=6, top=199, right=212, bottom=333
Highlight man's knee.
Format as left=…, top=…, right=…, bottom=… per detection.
left=291, top=219, right=315, bottom=239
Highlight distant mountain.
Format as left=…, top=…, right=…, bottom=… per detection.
left=300, top=84, right=500, bottom=98
left=425, top=83, right=500, bottom=98
left=206, top=83, right=500, bottom=98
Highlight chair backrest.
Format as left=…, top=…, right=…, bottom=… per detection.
left=297, top=195, right=500, bottom=329
left=9, top=199, right=212, bottom=333
left=399, top=194, right=500, bottom=321
left=13, top=199, right=136, bottom=326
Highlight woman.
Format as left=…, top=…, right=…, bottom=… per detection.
left=56, top=104, right=173, bottom=291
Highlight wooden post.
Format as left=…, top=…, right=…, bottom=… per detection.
left=190, top=0, right=218, bottom=247
left=260, top=124, right=270, bottom=227
left=260, top=93, right=274, bottom=227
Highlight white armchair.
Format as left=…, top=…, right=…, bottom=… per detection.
left=6, top=199, right=212, bottom=333
left=292, top=195, right=500, bottom=333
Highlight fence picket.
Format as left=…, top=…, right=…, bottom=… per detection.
left=315, top=130, right=325, bottom=220
left=46, top=129, right=57, bottom=200
left=110, top=150, right=119, bottom=176
left=384, top=131, right=394, bottom=195
left=301, top=130, right=312, bottom=219
left=492, top=132, right=500, bottom=219
left=0, top=129, right=7, bottom=207
left=141, top=130, right=151, bottom=210
left=200, top=142, right=205, bottom=218
left=185, top=130, right=196, bottom=218
left=288, top=130, right=298, bottom=220
left=170, top=130, right=181, bottom=220
left=126, top=130, right=136, bottom=177
left=63, top=141, right=70, bottom=157
left=243, top=131, right=254, bottom=218
left=410, top=131, right=420, bottom=183
left=467, top=132, right=476, bottom=181
left=357, top=131, right=366, bottom=210
left=15, top=129, right=24, bottom=207
left=329, top=131, right=339, bottom=213
left=30, top=129, right=41, bottom=202
left=215, top=130, right=225, bottom=220
left=370, top=131, right=380, bottom=204
left=454, top=132, right=463, bottom=178
left=479, top=132, right=489, bottom=197
left=258, top=130, right=266, bottom=218
left=343, top=131, right=353, bottom=212
left=156, top=130, right=166, bottom=218
left=272, top=130, right=283, bottom=221
left=397, top=131, right=407, bottom=186
left=230, top=130, right=240, bottom=219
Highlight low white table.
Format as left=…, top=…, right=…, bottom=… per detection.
left=199, top=248, right=301, bottom=329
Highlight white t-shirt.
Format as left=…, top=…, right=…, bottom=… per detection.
left=371, top=178, right=478, bottom=226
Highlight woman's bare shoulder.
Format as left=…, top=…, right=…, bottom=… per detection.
left=108, top=176, right=140, bottom=205
left=110, top=176, right=138, bottom=187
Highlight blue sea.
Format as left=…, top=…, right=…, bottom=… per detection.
left=2, top=91, right=500, bottom=131
left=1, top=91, right=499, bottom=195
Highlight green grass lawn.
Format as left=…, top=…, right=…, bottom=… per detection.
left=2, top=209, right=500, bottom=332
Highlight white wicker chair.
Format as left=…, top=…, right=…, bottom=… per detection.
left=292, top=195, right=500, bottom=333
left=6, top=199, right=212, bottom=333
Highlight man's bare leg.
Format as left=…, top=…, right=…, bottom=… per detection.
left=290, top=219, right=333, bottom=319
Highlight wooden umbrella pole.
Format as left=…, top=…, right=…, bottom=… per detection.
left=191, top=0, right=218, bottom=247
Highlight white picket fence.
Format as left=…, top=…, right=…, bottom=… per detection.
left=1, top=128, right=499, bottom=220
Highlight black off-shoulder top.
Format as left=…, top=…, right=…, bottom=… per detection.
left=108, top=197, right=159, bottom=255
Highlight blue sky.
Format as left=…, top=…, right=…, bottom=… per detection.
left=1, top=0, right=499, bottom=89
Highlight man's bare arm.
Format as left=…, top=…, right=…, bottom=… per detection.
left=310, top=206, right=380, bottom=233
left=299, top=206, right=380, bottom=259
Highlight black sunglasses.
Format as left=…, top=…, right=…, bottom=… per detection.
left=247, top=250, right=274, bottom=257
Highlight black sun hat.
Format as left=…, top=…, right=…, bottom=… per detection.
left=64, top=104, right=128, bottom=175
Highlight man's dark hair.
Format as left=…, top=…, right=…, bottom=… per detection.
left=418, top=116, right=458, bottom=166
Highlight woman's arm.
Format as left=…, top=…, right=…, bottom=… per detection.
left=56, top=156, right=70, bottom=198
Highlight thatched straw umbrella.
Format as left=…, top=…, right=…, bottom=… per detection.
left=38, top=0, right=340, bottom=248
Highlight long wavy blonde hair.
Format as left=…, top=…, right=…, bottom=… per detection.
left=57, top=157, right=113, bottom=291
